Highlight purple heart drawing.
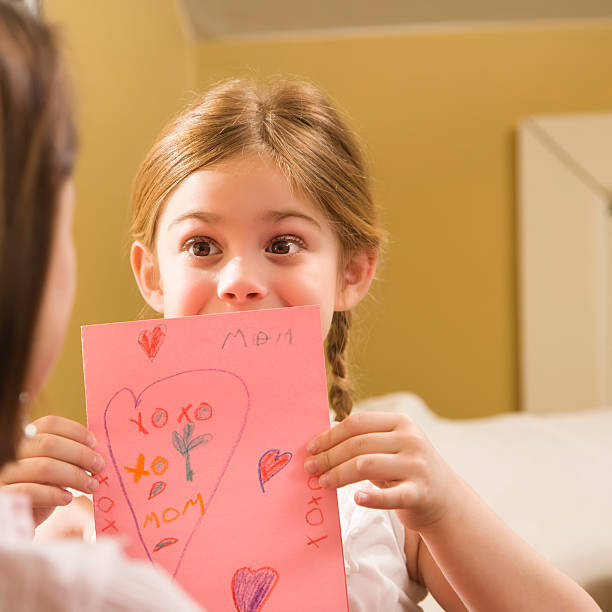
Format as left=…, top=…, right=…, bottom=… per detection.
left=232, top=566, right=279, bottom=612
left=103, top=369, right=250, bottom=578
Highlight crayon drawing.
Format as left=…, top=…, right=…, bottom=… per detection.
left=258, top=449, right=293, bottom=493
left=103, top=369, right=249, bottom=577
left=82, top=306, right=349, bottom=610
left=231, top=567, right=279, bottom=612
left=138, top=323, right=166, bottom=361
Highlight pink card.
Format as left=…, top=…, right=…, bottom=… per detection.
left=82, top=305, right=348, bottom=611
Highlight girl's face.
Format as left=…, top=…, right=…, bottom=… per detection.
left=132, top=155, right=375, bottom=338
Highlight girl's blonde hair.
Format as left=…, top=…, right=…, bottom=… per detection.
left=130, top=78, right=384, bottom=420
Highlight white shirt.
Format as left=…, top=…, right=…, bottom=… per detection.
left=0, top=484, right=427, bottom=611
left=0, top=491, right=202, bottom=612
left=340, top=481, right=428, bottom=611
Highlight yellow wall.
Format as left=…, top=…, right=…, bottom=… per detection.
left=34, top=0, right=194, bottom=423
left=193, top=23, right=612, bottom=417
left=35, top=3, right=612, bottom=421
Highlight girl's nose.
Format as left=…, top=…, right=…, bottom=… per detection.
left=217, top=257, right=269, bottom=304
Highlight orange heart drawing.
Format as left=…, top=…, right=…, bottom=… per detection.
left=138, top=324, right=167, bottom=361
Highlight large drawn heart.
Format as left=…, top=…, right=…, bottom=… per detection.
left=104, top=369, right=250, bottom=578
left=138, top=324, right=166, bottom=361
left=232, top=567, right=279, bottom=612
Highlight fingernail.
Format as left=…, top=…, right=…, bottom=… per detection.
left=91, top=454, right=105, bottom=473
left=356, top=491, right=369, bottom=505
left=87, top=433, right=97, bottom=448
left=88, top=477, right=99, bottom=492
left=62, top=490, right=73, bottom=504
left=319, top=474, right=329, bottom=488
left=304, top=459, right=318, bottom=475
left=306, top=440, right=318, bottom=454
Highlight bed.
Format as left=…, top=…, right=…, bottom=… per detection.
left=354, top=392, right=612, bottom=611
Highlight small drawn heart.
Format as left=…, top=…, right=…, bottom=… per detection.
left=258, top=449, right=292, bottom=493
left=138, top=324, right=167, bottom=361
left=232, top=566, right=279, bottom=612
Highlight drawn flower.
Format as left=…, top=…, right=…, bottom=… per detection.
left=172, top=422, right=212, bottom=481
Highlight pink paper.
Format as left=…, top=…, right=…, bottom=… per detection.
left=82, top=305, right=348, bottom=611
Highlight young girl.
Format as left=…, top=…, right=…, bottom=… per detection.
left=6, top=77, right=600, bottom=611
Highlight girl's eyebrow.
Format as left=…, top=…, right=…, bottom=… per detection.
left=167, top=211, right=222, bottom=229
left=168, top=209, right=322, bottom=230
left=263, top=209, right=321, bottom=229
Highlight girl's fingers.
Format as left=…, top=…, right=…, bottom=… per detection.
left=18, top=433, right=104, bottom=474
left=317, top=454, right=410, bottom=490
left=1, top=482, right=73, bottom=510
left=354, top=482, right=419, bottom=510
left=307, top=412, right=401, bottom=454
left=0, top=457, right=99, bottom=494
left=304, top=432, right=398, bottom=476
left=29, top=415, right=96, bottom=449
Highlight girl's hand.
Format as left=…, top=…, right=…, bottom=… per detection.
left=304, top=411, right=462, bottom=532
left=0, top=415, right=104, bottom=527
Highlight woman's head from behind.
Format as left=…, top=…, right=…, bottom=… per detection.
left=131, top=78, right=384, bottom=420
left=0, top=2, right=76, bottom=465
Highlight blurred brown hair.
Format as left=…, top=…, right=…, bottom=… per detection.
left=131, top=78, right=384, bottom=420
left=0, top=1, right=76, bottom=466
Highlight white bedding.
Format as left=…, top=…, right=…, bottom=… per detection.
left=353, top=393, right=612, bottom=611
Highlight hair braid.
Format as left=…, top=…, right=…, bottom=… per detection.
left=326, top=310, right=353, bottom=421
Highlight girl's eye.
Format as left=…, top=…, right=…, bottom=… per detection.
left=265, top=235, right=305, bottom=256
left=185, top=237, right=221, bottom=257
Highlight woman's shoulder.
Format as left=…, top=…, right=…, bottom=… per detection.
left=0, top=537, right=202, bottom=612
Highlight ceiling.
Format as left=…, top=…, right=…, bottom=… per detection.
left=180, top=0, right=612, bottom=40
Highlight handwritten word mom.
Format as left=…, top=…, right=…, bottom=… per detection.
left=129, top=401, right=212, bottom=435
left=221, top=328, right=292, bottom=350
left=143, top=492, right=205, bottom=529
